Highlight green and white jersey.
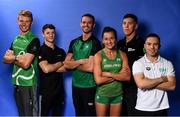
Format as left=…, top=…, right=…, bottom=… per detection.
left=12, top=31, right=39, bottom=86
left=97, top=49, right=123, bottom=97
left=68, top=36, right=101, bottom=88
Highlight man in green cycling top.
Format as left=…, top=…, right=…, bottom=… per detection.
left=3, top=10, right=40, bottom=116
left=64, top=13, right=101, bottom=116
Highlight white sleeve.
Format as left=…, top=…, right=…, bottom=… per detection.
left=167, top=61, right=175, bottom=77
left=132, top=60, right=143, bottom=75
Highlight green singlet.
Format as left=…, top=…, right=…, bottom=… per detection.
left=96, top=49, right=123, bottom=97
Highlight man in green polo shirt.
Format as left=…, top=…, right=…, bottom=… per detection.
left=3, top=10, right=40, bottom=116
left=64, top=13, right=101, bottom=116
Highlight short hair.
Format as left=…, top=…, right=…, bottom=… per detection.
left=81, top=13, right=95, bottom=24
left=102, top=26, right=117, bottom=40
left=123, top=13, right=138, bottom=23
left=18, top=10, right=33, bottom=21
left=42, top=24, right=56, bottom=33
left=145, top=33, right=161, bottom=47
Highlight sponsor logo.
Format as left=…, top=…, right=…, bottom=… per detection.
left=146, top=67, right=151, bottom=71
left=128, top=48, right=135, bottom=52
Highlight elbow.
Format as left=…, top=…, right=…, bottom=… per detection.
left=3, top=57, right=12, bottom=64
left=94, top=78, right=102, bottom=85
left=87, top=66, right=93, bottom=72
left=94, top=79, right=100, bottom=85
left=122, top=73, right=131, bottom=82
left=136, top=83, right=146, bottom=89
left=171, top=82, right=176, bottom=90
left=3, top=57, right=7, bottom=63
left=86, top=64, right=93, bottom=72
left=137, top=84, right=151, bottom=90
left=126, top=75, right=131, bottom=82
left=3, top=60, right=10, bottom=64
left=41, top=67, right=50, bottom=73
left=95, top=81, right=102, bottom=85
left=169, top=85, right=176, bottom=91
left=167, top=81, right=176, bottom=91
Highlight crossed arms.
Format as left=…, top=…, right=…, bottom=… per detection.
left=133, top=60, right=176, bottom=91
left=93, top=51, right=131, bottom=85
left=63, top=53, right=94, bottom=72
left=133, top=73, right=176, bottom=91
left=3, top=49, right=35, bottom=69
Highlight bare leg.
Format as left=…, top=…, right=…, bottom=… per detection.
left=96, top=102, right=109, bottom=116
left=110, top=103, right=122, bottom=116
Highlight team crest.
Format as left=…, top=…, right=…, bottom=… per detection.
left=103, top=58, right=107, bottom=62
left=159, top=68, right=166, bottom=72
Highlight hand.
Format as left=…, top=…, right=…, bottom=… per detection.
left=4, top=50, right=16, bottom=62
left=5, top=49, right=14, bottom=56
left=56, top=61, right=63, bottom=67
left=120, top=67, right=129, bottom=74
left=161, top=76, right=168, bottom=82
left=63, top=61, right=71, bottom=65
left=15, top=55, right=27, bottom=63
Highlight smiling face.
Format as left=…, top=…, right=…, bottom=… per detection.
left=18, top=15, right=32, bottom=35
left=80, top=16, right=95, bottom=34
left=122, top=17, right=137, bottom=37
left=103, top=31, right=116, bottom=50
left=43, top=28, right=55, bottom=43
left=144, top=36, right=160, bottom=57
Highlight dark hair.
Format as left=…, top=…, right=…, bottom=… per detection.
left=145, top=33, right=160, bottom=42
left=123, top=13, right=138, bottom=23
left=102, top=26, right=117, bottom=40
left=42, top=24, right=55, bottom=33
left=145, top=33, right=161, bottom=47
left=81, top=13, right=95, bottom=24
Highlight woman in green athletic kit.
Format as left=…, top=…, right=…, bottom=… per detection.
left=93, top=26, right=131, bottom=116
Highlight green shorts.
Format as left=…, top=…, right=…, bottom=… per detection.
left=95, top=94, right=123, bottom=104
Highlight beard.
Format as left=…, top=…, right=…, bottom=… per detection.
left=82, top=26, right=93, bottom=34
left=83, top=30, right=92, bottom=34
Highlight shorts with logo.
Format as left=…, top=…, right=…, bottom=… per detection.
left=95, top=94, right=123, bottom=104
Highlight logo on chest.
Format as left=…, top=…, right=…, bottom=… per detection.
left=102, top=58, right=121, bottom=68
left=128, top=48, right=135, bottom=52
left=57, top=54, right=62, bottom=57
left=146, top=67, right=151, bottom=71
left=159, top=68, right=167, bottom=73
left=81, top=44, right=89, bottom=49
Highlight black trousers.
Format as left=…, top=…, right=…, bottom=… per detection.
left=72, top=86, right=96, bottom=116
left=14, top=85, right=38, bottom=116
left=135, top=109, right=168, bottom=116
left=121, top=84, right=137, bottom=116
left=39, top=94, right=64, bottom=116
